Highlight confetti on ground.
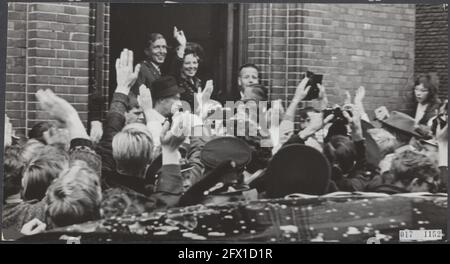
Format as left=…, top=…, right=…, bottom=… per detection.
left=280, top=225, right=299, bottom=233
left=347, top=227, right=361, bottom=235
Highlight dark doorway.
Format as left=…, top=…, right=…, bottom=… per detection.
left=110, top=3, right=241, bottom=102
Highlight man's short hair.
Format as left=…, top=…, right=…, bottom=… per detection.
left=243, top=84, right=268, bottom=101
left=46, top=163, right=101, bottom=227
left=323, top=135, right=357, bottom=173
left=391, top=150, right=439, bottom=187
left=146, top=33, right=165, bottom=47
left=112, top=123, right=154, bottom=176
left=22, top=146, right=69, bottom=201
left=3, top=145, right=25, bottom=201
left=238, top=63, right=260, bottom=76
left=28, top=121, right=53, bottom=144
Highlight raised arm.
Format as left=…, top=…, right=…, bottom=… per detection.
left=167, top=26, right=188, bottom=77
left=150, top=116, right=188, bottom=208
left=98, top=49, right=141, bottom=171
left=354, top=86, right=370, bottom=123
left=284, top=77, right=311, bottom=122
left=36, top=89, right=101, bottom=174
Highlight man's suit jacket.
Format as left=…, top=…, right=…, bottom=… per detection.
left=131, top=60, right=161, bottom=96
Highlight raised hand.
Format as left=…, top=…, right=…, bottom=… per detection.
left=195, top=80, right=214, bottom=116
left=343, top=90, right=352, bottom=105
left=138, top=84, right=153, bottom=113
left=43, top=127, right=70, bottom=149
left=4, top=114, right=12, bottom=147
left=293, top=77, right=311, bottom=102
left=36, top=89, right=88, bottom=140
left=90, top=121, right=103, bottom=144
left=173, top=26, right=187, bottom=47
left=115, top=49, right=140, bottom=95
left=202, top=80, right=214, bottom=102
left=374, top=106, right=390, bottom=121
left=36, top=89, right=78, bottom=123
left=354, top=86, right=365, bottom=104
left=317, top=84, right=328, bottom=109
left=343, top=104, right=363, bottom=140
left=160, top=119, right=187, bottom=153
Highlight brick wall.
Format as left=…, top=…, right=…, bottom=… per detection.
left=247, top=3, right=416, bottom=121
left=415, top=4, right=448, bottom=100
left=6, top=3, right=27, bottom=137
left=5, top=3, right=445, bottom=136
left=6, top=2, right=91, bottom=137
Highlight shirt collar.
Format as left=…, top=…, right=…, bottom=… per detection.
left=150, top=62, right=161, bottom=74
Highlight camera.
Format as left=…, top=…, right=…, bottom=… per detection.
left=322, top=107, right=352, bottom=124
left=302, top=71, right=323, bottom=101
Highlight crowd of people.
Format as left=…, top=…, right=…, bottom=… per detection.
left=2, top=27, right=448, bottom=240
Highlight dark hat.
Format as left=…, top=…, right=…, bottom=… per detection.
left=243, top=84, right=268, bottom=101
left=200, top=137, right=252, bottom=170
left=264, top=144, right=331, bottom=198
left=379, top=111, right=422, bottom=138
left=151, top=76, right=185, bottom=101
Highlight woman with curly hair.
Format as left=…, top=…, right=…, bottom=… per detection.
left=413, top=74, right=441, bottom=126
left=174, top=42, right=207, bottom=110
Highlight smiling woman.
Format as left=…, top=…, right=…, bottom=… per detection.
left=413, top=74, right=441, bottom=126
left=177, top=43, right=205, bottom=109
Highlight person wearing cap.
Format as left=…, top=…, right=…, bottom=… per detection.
left=178, top=137, right=254, bottom=206
left=141, top=76, right=186, bottom=147
left=376, top=111, right=426, bottom=177
left=261, top=143, right=334, bottom=198
left=241, top=83, right=268, bottom=102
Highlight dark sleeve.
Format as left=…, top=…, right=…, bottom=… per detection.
left=69, top=138, right=102, bottom=178
left=166, top=52, right=183, bottom=78
left=334, top=172, right=375, bottom=192
left=131, top=63, right=157, bottom=96
left=97, top=93, right=129, bottom=172
left=353, top=140, right=367, bottom=171
left=421, top=100, right=441, bottom=125
left=185, top=136, right=208, bottom=187
left=101, top=165, right=183, bottom=218
left=131, top=63, right=146, bottom=96
left=151, top=164, right=183, bottom=208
